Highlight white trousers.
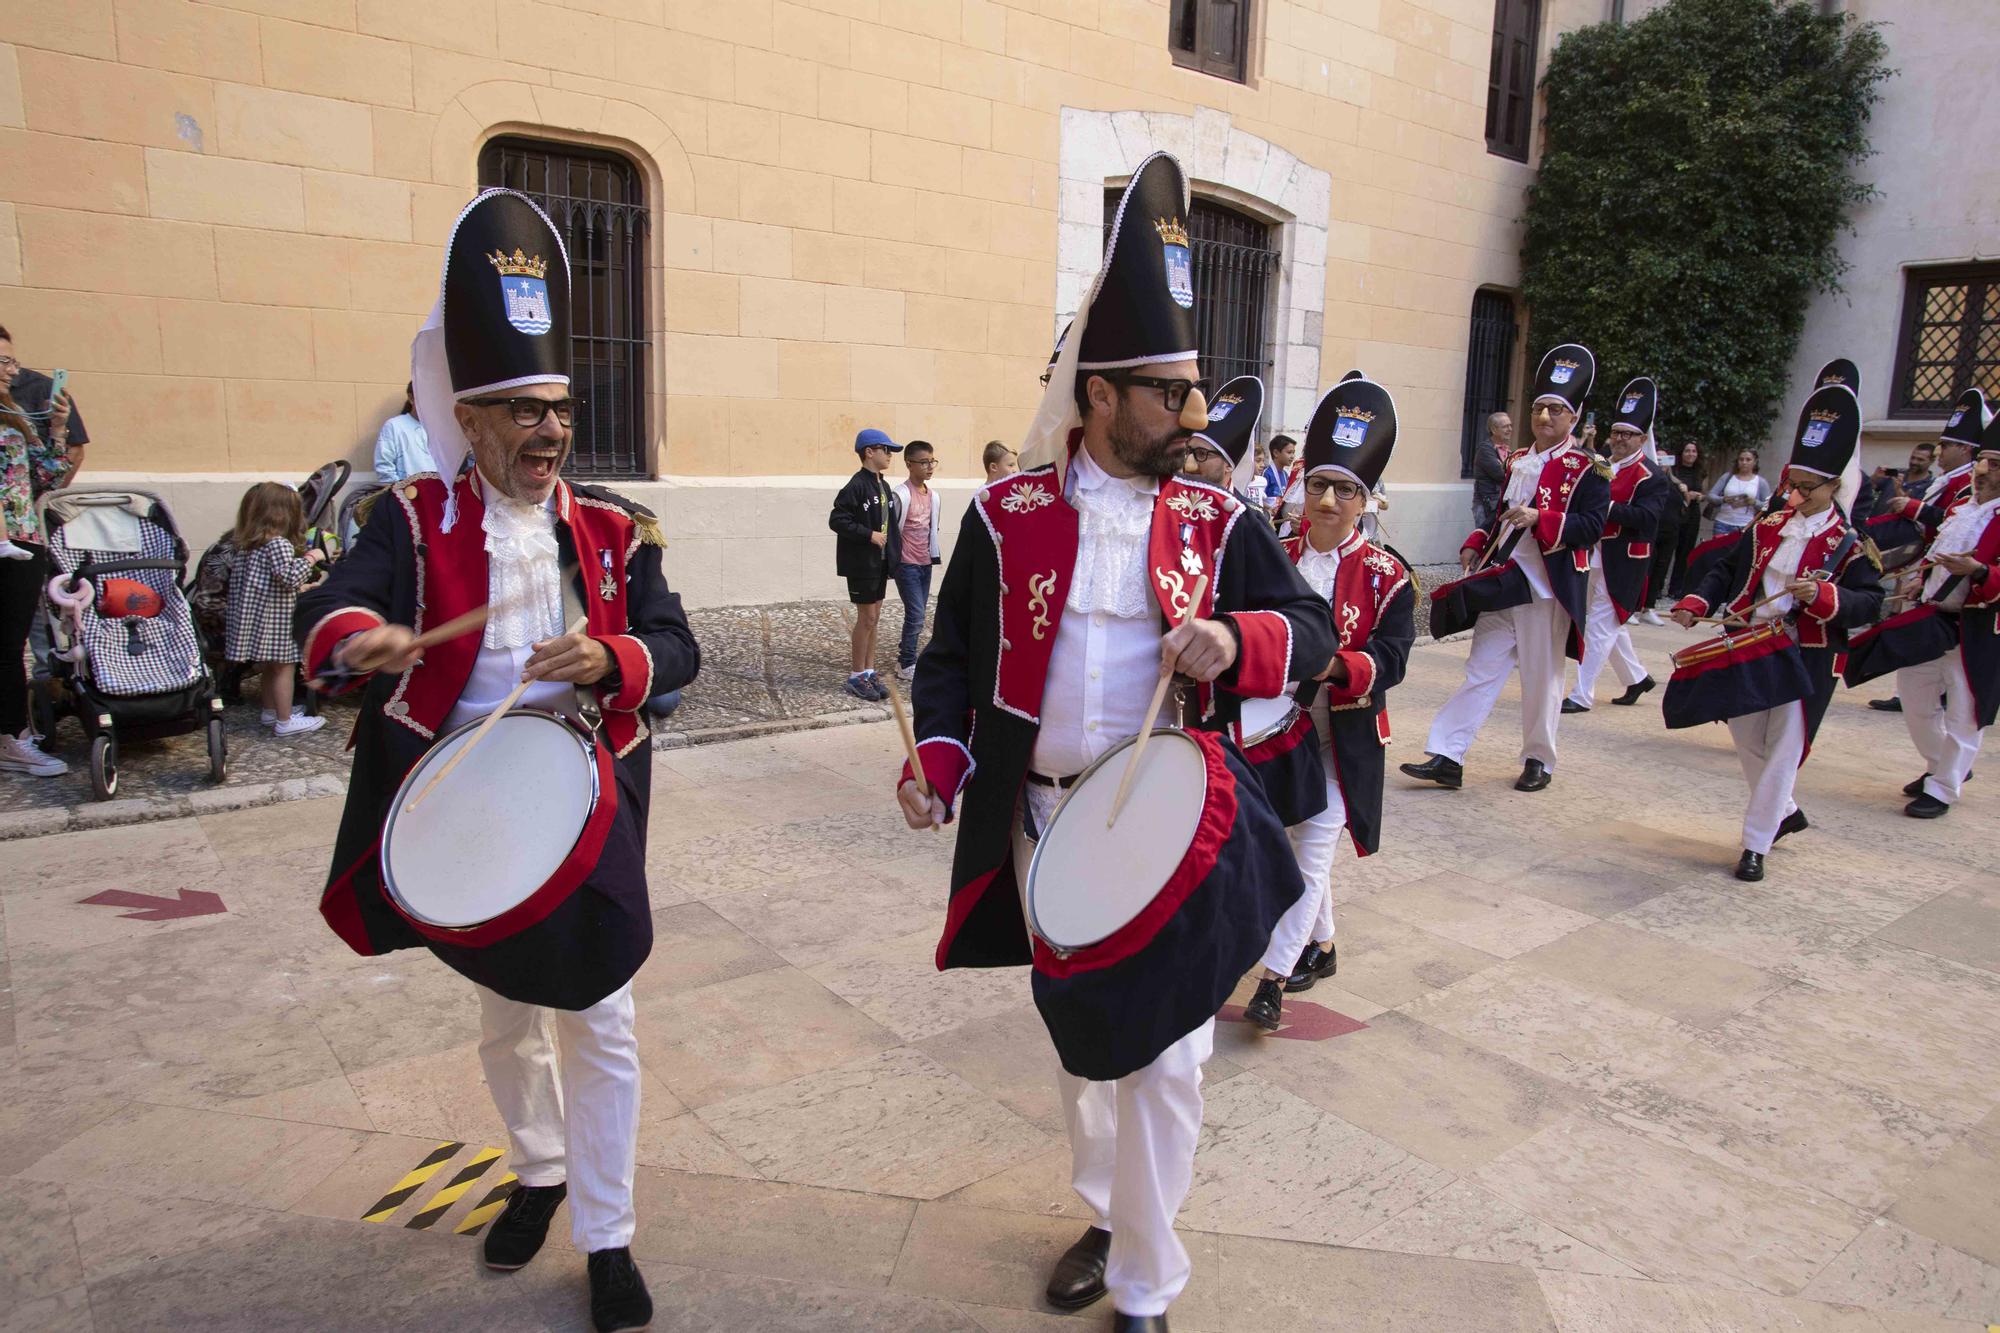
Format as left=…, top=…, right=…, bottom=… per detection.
left=476, top=982, right=641, bottom=1254
left=1425, top=597, right=1568, bottom=768
left=1260, top=750, right=1346, bottom=974
left=1568, top=570, right=1647, bottom=708
left=1901, top=652, right=1984, bottom=804
left=1726, top=703, right=1805, bottom=854
left=1057, top=1019, right=1214, bottom=1318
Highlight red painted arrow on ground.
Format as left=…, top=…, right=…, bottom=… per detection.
left=1219, top=1000, right=1370, bottom=1042
left=79, top=889, right=227, bottom=922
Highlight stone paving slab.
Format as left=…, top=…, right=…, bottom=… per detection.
left=3, top=618, right=1998, bottom=1330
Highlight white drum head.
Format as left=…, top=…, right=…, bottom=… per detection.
left=1237, top=694, right=1294, bottom=746
left=1026, top=729, right=1209, bottom=952
left=382, top=711, right=598, bottom=929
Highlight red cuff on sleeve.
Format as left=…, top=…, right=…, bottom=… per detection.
left=899, top=737, right=974, bottom=820
left=598, top=635, right=654, bottom=712
left=1323, top=649, right=1376, bottom=705
left=1462, top=529, right=1490, bottom=554
left=1673, top=595, right=1709, bottom=618
left=1534, top=505, right=1565, bottom=551
left=1803, top=579, right=1839, bottom=622
left=1224, top=609, right=1292, bottom=700
left=1970, top=563, right=2000, bottom=608
left=303, top=607, right=386, bottom=692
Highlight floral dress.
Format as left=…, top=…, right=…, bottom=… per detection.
left=0, top=424, right=72, bottom=545
left=226, top=536, right=316, bottom=663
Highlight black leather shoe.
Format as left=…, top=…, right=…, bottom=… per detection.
left=587, top=1247, right=653, bottom=1333
left=1868, top=697, right=1902, bottom=712
left=1612, top=677, right=1656, bottom=706
left=1114, top=1315, right=1169, bottom=1332
left=1905, top=792, right=1949, bottom=819
left=1046, top=1226, right=1110, bottom=1310
left=1560, top=698, right=1590, bottom=714
left=482, top=1182, right=566, bottom=1271
left=1514, top=759, right=1551, bottom=792
left=1285, top=941, right=1336, bottom=993
left=1399, top=754, right=1463, bottom=789
left=1246, top=977, right=1284, bottom=1030
left=1903, top=773, right=1931, bottom=798
left=1773, top=808, right=1808, bottom=842
left=1735, top=850, right=1764, bottom=882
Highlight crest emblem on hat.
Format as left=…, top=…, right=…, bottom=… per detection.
left=1333, top=408, right=1374, bottom=448
left=1947, top=407, right=1966, bottom=428
left=1550, top=359, right=1579, bottom=386
left=490, top=248, right=553, bottom=335
left=1621, top=394, right=1641, bottom=413
left=1801, top=408, right=1838, bottom=449
left=1155, top=217, right=1194, bottom=310
left=1207, top=394, right=1241, bottom=420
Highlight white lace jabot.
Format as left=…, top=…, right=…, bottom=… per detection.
left=481, top=489, right=566, bottom=649
left=1065, top=446, right=1159, bottom=619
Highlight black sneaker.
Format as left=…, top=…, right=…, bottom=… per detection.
left=588, top=1247, right=653, bottom=1333
left=482, top=1182, right=566, bottom=1271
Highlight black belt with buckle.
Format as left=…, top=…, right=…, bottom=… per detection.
left=1025, top=771, right=1080, bottom=789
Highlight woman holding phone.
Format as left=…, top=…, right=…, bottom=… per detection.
left=0, top=362, right=73, bottom=777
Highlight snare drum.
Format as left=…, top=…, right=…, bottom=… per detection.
left=1428, top=561, right=1532, bottom=640
left=1661, top=622, right=1815, bottom=729
left=1842, top=602, right=1957, bottom=688
left=381, top=709, right=615, bottom=945
left=1236, top=694, right=1299, bottom=749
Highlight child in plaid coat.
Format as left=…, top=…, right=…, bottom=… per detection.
left=226, top=481, right=325, bottom=736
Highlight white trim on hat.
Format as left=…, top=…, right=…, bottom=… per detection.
left=1074, top=348, right=1203, bottom=371
left=454, top=372, right=571, bottom=399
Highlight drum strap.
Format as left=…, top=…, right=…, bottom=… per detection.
left=572, top=685, right=602, bottom=737
left=1025, top=770, right=1080, bottom=790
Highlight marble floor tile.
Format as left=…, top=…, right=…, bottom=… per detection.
left=1875, top=882, right=2000, bottom=976
left=1400, top=962, right=1697, bottom=1096
left=915, top=1004, right=1067, bottom=1137
left=1, top=873, right=239, bottom=963
left=954, top=1304, right=1090, bottom=1333
left=288, top=1134, right=513, bottom=1230
left=1534, top=1269, right=1897, bottom=1333
left=633, top=965, right=897, bottom=1110
left=0, top=1085, right=125, bottom=1174
left=0, top=818, right=222, bottom=896
left=0, top=1177, right=81, bottom=1305
left=1519, top=920, right=1792, bottom=1029
left=1474, top=1114, right=1868, bottom=1296
left=705, top=868, right=942, bottom=969
left=1368, top=870, right=1600, bottom=959
left=634, top=1110, right=762, bottom=1179
left=940, top=1148, right=1093, bottom=1223
left=804, top=926, right=1027, bottom=1045
left=629, top=1166, right=917, bottom=1288
left=637, top=900, right=788, bottom=999
left=1178, top=1071, right=1449, bottom=1245
left=64, top=1189, right=276, bottom=1285
left=1352, top=1179, right=1641, bottom=1278
left=1802, top=1219, right=2000, bottom=1324
left=0, top=1285, right=93, bottom=1333
left=1325, top=903, right=1504, bottom=1009
left=1785, top=938, right=2000, bottom=1046
left=1886, top=1129, right=2000, bottom=1267
left=195, top=795, right=345, bottom=864
left=888, top=1200, right=1214, bottom=1313
left=698, top=1045, right=1053, bottom=1199
left=289, top=946, right=485, bottom=1075
left=643, top=1267, right=986, bottom=1333
left=1250, top=1010, right=1582, bottom=1173
left=1612, top=884, right=1871, bottom=980
left=1506, top=851, right=1682, bottom=919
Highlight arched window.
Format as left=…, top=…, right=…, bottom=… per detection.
left=1104, top=191, right=1279, bottom=391
left=479, top=137, right=651, bottom=478
left=1459, top=290, right=1519, bottom=477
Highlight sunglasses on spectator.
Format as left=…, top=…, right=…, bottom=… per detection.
left=463, top=395, right=583, bottom=428
left=1304, top=477, right=1366, bottom=501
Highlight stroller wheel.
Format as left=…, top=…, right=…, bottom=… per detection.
left=89, top=734, right=119, bottom=801
left=206, top=717, right=228, bottom=784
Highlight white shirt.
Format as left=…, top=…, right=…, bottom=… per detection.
left=1925, top=494, right=1998, bottom=610
left=444, top=486, right=575, bottom=731
left=1030, top=445, right=1170, bottom=782
left=1756, top=505, right=1839, bottom=623
left=1502, top=441, right=1569, bottom=600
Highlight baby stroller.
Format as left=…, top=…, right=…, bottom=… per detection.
left=32, top=488, right=227, bottom=799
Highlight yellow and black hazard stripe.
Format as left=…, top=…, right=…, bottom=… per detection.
left=405, top=1147, right=504, bottom=1231
left=361, top=1141, right=463, bottom=1223
left=453, top=1172, right=521, bottom=1237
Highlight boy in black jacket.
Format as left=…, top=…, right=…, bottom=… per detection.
left=828, top=427, right=902, bottom=700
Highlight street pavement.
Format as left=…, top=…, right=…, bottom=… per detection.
left=3, top=619, right=1997, bottom=1332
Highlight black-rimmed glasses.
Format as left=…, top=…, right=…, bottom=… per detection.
left=1110, top=373, right=1210, bottom=413
left=462, top=395, right=584, bottom=428
left=1304, top=477, right=1366, bottom=501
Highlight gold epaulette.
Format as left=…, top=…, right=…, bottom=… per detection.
left=353, top=487, right=389, bottom=527
left=1861, top=534, right=1884, bottom=571
left=634, top=511, right=668, bottom=549
left=1593, top=460, right=1613, bottom=481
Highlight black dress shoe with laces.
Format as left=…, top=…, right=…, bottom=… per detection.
left=1905, top=792, right=1949, bottom=819
left=1903, top=773, right=1931, bottom=798
left=1867, top=697, right=1902, bottom=712
left=587, top=1247, right=653, bottom=1333
left=1245, top=977, right=1284, bottom=1031
left=1285, top=942, right=1336, bottom=993
left=482, top=1182, right=566, bottom=1271
left=1046, top=1226, right=1111, bottom=1310
left=1515, top=759, right=1551, bottom=792
left=1612, top=676, right=1656, bottom=706
left=1735, top=850, right=1764, bottom=882
left=1560, top=698, right=1590, bottom=714
left=1114, top=1315, right=1169, bottom=1332
left=1773, top=808, right=1808, bottom=842
left=1399, top=754, right=1463, bottom=789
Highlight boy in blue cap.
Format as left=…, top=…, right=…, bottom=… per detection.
left=829, top=426, right=902, bottom=699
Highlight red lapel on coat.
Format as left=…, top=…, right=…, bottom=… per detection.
left=1725, top=511, right=1791, bottom=618
left=1601, top=459, right=1645, bottom=540
left=382, top=474, right=489, bottom=738
left=1151, top=476, right=1241, bottom=720
left=977, top=464, right=1079, bottom=722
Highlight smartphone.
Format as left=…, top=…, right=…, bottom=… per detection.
left=48, top=368, right=67, bottom=402
left=1584, top=410, right=1596, bottom=428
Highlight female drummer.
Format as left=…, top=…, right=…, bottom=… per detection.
left=1246, top=375, right=1416, bottom=1030
left=1671, top=384, right=1883, bottom=882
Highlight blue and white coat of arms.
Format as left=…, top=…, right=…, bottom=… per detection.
left=502, top=275, right=553, bottom=335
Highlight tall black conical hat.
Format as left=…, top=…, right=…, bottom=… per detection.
left=1042, top=320, right=1072, bottom=382
left=1610, top=376, right=1657, bottom=435
left=442, top=189, right=571, bottom=396
left=1303, top=376, right=1397, bottom=489
left=1194, top=375, right=1263, bottom=467
left=1530, top=343, right=1594, bottom=414
left=1076, top=153, right=1199, bottom=371
left=1338, top=369, right=1364, bottom=383
left=1941, top=387, right=1991, bottom=447
left=1814, top=357, right=1860, bottom=394
left=1786, top=384, right=1860, bottom=479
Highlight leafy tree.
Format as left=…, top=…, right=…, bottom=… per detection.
left=1520, top=0, right=1889, bottom=464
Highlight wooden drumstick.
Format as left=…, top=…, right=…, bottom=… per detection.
left=884, top=675, right=939, bottom=832
left=1693, top=578, right=1823, bottom=627
left=308, top=605, right=490, bottom=691
left=404, top=614, right=587, bottom=814
left=1108, top=573, right=1209, bottom=830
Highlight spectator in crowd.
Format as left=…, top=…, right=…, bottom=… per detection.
left=1652, top=439, right=1707, bottom=607
left=373, top=382, right=435, bottom=482
left=1472, top=411, right=1511, bottom=531
left=1360, top=479, right=1390, bottom=542
left=828, top=427, right=901, bottom=701
left=0, top=376, right=73, bottom=776
left=226, top=482, right=325, bottom=737
left=2, top=327, right=86, bottom=484
left=1891, top=442, right=1937, bottom=505
left=1262, top=433, right=1297, bottom=519
left=1706, top=448, right=1769, bottom=539
left=981, top=439, right=1017, bottom=484
left=892, top=440, right=940, bottom=683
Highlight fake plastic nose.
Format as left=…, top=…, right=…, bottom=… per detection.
left=1179, top=386, right=1209, bottom=431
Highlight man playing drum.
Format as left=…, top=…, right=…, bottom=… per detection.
left=1670, top=383, right=1882, bottom=881
left=298, top=190, right=699, bottom=1333
left=1402, top=344, right=1611, bottom=793
left=894, top=152, right=1333, bottom=1332
left=1564, top=377, right=1670, bottom=713
left=1246, top=374, right=1416, bottom=1032
left=1867, top=387, right=1988, bottom=552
